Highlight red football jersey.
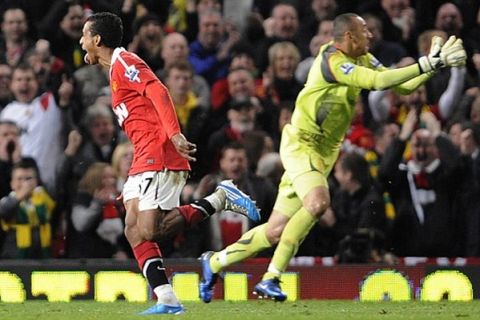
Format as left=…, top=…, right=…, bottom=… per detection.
left=109, top=48, right=190, bottom=175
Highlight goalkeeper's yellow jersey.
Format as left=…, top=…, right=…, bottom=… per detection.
left=292, top=42, right=388, bottom=147
left=293, top=40, right=430, bottom=147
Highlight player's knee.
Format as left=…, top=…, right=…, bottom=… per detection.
left=304, top=198, right=330, bottom=218
left=266, top=225, right=284, bottom=244
left=303, top=187, right=330, bottom=217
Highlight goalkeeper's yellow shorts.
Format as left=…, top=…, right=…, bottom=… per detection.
left=273, top=124, right=339, bottom=218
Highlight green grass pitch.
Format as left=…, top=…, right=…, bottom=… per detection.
left=1, top=300, right=480, bottom=319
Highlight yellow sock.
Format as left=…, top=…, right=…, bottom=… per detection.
left=210, top=224, right=271, bottom=273
left=263, top=208, right=316, bottom=280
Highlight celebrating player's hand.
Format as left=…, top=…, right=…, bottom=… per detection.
left=171, top=133, right=197, bottom=162
left=417, top=35, right=444, bottom=73
left=439, top=35, right=467, bottom=68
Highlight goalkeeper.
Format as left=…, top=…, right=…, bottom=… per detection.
left=199, top=13, right=467, bottom=302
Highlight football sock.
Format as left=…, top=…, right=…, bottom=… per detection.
left=184, top=189, right=226, bottom=227
left=177, top=204, right=207, bottom=228
left=192, top=188, right=225, bottom=214
left=154, top=284, right=180, bottom=306
left=263, top=208, right=316, bottom=281
left=133, top=241, right=162, bottom=270
left=133, top=241, right=178, bottom=304
left=210, top=224, right=271, bottom=273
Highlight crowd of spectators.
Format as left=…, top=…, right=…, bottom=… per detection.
left=1, top=0, right=480, bottom=264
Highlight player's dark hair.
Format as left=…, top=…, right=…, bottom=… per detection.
left=333, top=13, right=359, bottom=42
left=86, top=12, right=123, bottom=48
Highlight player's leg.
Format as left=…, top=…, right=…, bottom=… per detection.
left=199, top=174, right=302, bottom=303
left=255, top=172, right=329, bottom=301
left=125, top=172, right=185, bottom=315
left=254, top=125, right=333, bottom=301
left=140, top=174, right=260, bottom=241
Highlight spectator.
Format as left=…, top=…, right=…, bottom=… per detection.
left=295, top=19, right=334, bottom=84
left=256, top=3, right=303, bottom=72
left=0, top=64, right=71, bottom=193
left=164, top=60, right=209, bottom=179
left=0, top=158, right=55, bottom=258
left=73, top=63, right=109, bottom=120
left=56, top=103, right=120, bottom=206
left=364, top=14, right=407, bottom=67
left=206, top=97, right=258, bottom=173
left=207, top=67, right=262, bottom=140
left=0, top=120, right=21, bottom=198
left=298, top=0, right=337, bottom=52
left=68, top=162, right=127, bottom=259
left=128, top=14, right=164, bottom=71
left=360, top=0, right=416, bottom=55
left=369, top=73, right=464, bottom=126
left=181, top=0, right=222, bottom=42
left=256, top=151, right=284, bottom=188
left=435, top=2, right=464, bottom=38
left=111, top=141, right=133, bottom=192
left=331, top=151, right=388, bottom=263
left=0, top=63, right=12, bottom=109
left=378, top=110, right=465, bottom=256
left=189, top=9, right=239, bottom=86
left=260, top=42, right=302, bottom=136
left=38, top=1, right=86, bottom=70
left=242, top=129, right=275, bottom=174
left=456, top=122, right=480, bottom=256
left=157, top=32, right=210, bottom=110
left=25, top=39, right=72, bottom=95
left=262, top=41, right=303, bottom=105
left=0, top=7, right=33, bottom=67
left=210, top=45, right=261, bottom=111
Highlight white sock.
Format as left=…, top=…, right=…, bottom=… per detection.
left=154, top=284, right=180, bottom=306
left=204, top=189, right=226, bottom=213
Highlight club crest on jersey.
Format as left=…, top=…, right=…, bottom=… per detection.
left=111, top=80, right=118, bottom=92
left=340, top=63, right=354, bottom=75
left=125, top=65, right=140, bottom=83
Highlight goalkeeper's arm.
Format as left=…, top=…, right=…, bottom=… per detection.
left=392, top=72, right=433, bottom=95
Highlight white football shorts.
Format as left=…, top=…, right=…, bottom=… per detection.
left=123, top=170, right=188, bottom=211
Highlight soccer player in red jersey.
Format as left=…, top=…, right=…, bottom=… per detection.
left=80, top=12, right=260, bottom=315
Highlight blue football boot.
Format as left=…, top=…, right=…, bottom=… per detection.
left=198, top=251, right=218, bottom=303
left=139, top=303, right=185, bottom=315
left=254, top=278, right=287, bottom=302
left=217, top=180, right=261, bottom=222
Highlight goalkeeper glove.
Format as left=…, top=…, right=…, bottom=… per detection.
left=439, top=36, right=467, bottom=67
left=418, top=36, right=444, bottom=73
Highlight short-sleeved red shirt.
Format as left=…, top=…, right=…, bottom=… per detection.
left=110, top=48, right=190, bottom=175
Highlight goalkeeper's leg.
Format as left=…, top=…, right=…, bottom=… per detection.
left=255, top=172, right=329, bottom=301
left=199, top=174, right=303, bottom=302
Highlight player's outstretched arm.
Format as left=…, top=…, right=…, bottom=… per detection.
left=368, top=36, right=443, bottom=92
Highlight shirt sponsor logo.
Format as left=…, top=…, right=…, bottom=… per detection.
left=113, top=102, right=129, bottom=127
left=124, top=65, right=140, bottom=83
left=340, top=63, right=354, bottom=75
